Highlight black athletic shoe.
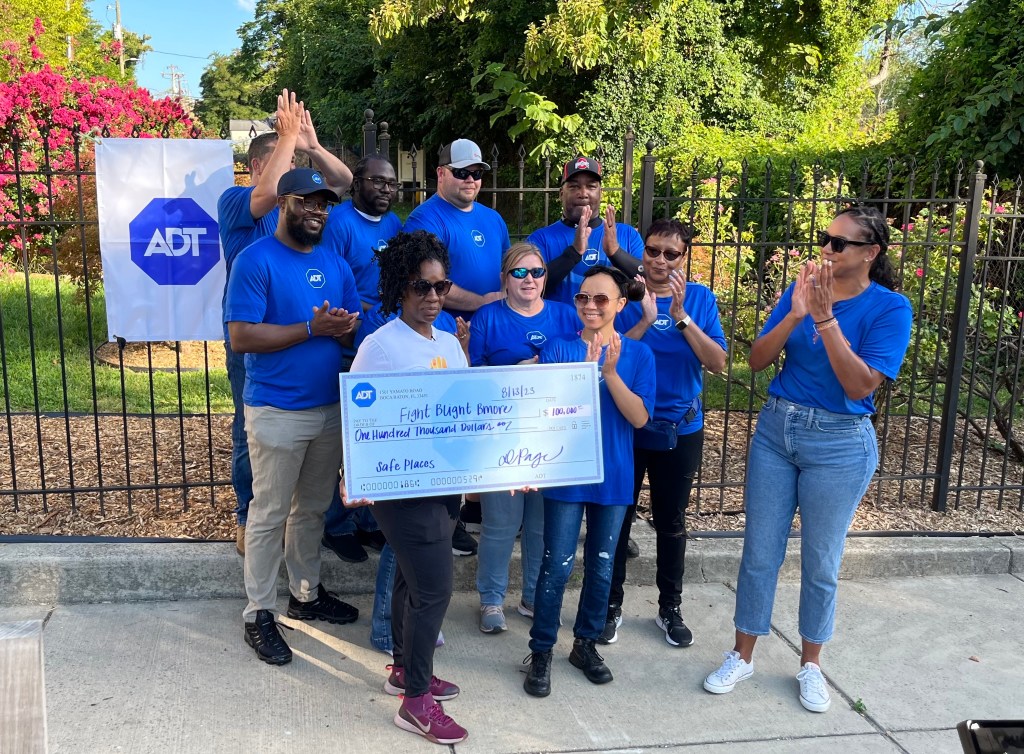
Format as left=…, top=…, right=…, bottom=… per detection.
left=321, top=532, right=368, bottom=563
left=451, top=519, right=478, bottom=557
left=626, top=537, right=640, bottom=559
left=286, top=584, right=359, bottom=625
left=244, top=609, right=292, bottom=665
left=656, top=606, right=694, bottom=647
left=356, top=528, right=387, bottom=552
left=569, top=637, right=613, bottom=684
left=597, top=604, right=622, bottom=645
left=523, top=650, right=552, bottom=697
left=460, top=499, right=482, bottom=533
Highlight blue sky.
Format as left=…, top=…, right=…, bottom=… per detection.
left=87, top=0, right=256, bottom=97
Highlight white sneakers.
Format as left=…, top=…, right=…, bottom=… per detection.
left=703, top=650, right=754, bottom=694
left=703, top=651, right=832, bottom=713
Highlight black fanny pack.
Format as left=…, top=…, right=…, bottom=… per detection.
left=634, top=398, right=700, bottom=451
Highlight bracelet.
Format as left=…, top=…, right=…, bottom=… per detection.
left=306, top=320, right=312, bottom=338
left=815, top=318, right=839, bottom=333
left=814, top=316, right=836, bottom=326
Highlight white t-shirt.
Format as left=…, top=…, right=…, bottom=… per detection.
left=350, top=316, right=468, bottom=372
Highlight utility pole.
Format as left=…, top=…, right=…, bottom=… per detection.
left=162, top=65, right=186, bottom=98
left=66, top=0, right=73, bottom=62
left=114, top=0, right=125, bottom=77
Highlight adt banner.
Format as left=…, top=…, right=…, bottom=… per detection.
left=96, top=138, right=234, bottom=342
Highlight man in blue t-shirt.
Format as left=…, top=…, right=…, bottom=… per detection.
left=225, top=168, right=362, bottom=666
left=217, top=89, right=354, bottom=557
left=527, top=156, right=644, bottom=305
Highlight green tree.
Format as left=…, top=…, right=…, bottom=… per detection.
left=195, top=52, right=268, bottom=133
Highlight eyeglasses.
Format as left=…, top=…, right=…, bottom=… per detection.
left=509, top=267, right=547, bottom=279
left=644, top=245, right=684, bottom=261
left=443, top=166, right=485, bottom=181
left=360, top=177, right=400, bottom=191
left=816, top=230, right=874, bottom=254
left=283, top=194, right=336, bottom=214
left=407, top=279, right=453, bottom=297
left=573, top=293, right=618, bottom=308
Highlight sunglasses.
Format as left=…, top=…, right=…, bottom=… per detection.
left=509, top=267, right=547, bottom=279
left=407, top=279, right=453, bottom=297
left=444, top=166, right=485, bottom=181
left=360, top=177, right=400, bottom=191
left=644, top=245, right=684, bottom=261
left=283, top=195, right=337, bottom=214
left=573, top=293, right=619, bottom=308
left=816, top=230, right=874, bottom=254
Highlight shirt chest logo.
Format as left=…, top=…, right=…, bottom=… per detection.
left=653, top=314, right=672, bottom=331
left=526, top=330, right=547, bottom=346
left=306, top=268, right=326, bottom=288
left=471, top=230, right=486, bottom=247
left=582, top=247, right=600, bottom=266
left=374, top=239, right=388, bottom=252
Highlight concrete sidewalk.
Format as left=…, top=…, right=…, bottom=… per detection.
left=2, top=538, right=1023, bottom=753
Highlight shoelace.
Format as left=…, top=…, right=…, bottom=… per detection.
left=482, top=605, right=503, bottom=619
left=663, top=609, right=684, bottom=629
left=522, top=652, right=550, bottom=669
left=425, top=701, right=456, bottom=727
left=797, top=665, right=827, bottom=697
left=258, top=617, right=292, bottom=651
left=716, top=651, right=744, bottom=679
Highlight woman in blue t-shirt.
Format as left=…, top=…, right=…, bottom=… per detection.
left=470, top=242, right=579, bottom=635
left=522, top=266, right=655, bottom=698
left=606, top=218, right=728, bottom=648
left=703, top=206, right=913, bottom=714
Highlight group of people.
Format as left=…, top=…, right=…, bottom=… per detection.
left=219, top=90, right=914, bottom=746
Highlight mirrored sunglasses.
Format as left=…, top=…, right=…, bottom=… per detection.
left=509, top=267, right=547, bottom=279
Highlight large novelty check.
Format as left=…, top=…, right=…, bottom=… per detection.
left=340, top=363, right=604, bottom=501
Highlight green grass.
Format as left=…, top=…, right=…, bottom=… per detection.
left=0, top=274, right=231, bottom=414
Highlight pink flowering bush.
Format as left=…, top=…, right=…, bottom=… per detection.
left=0, top=21, right=199, bottom=281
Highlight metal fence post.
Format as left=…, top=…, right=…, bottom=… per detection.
left=638, top=140, right=656, bottom=237
left=932, top=160, right=987, bottom=512
left=362, top=109, right=376, bottom=157
left=622, top=126, right=635, bottom=225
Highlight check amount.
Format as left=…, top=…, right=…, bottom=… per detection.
left=340, top=363, right=604, bottom=501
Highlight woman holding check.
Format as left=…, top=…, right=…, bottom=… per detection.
left=703, top=206, right=912, bottom=714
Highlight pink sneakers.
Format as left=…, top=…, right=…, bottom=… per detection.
left=383, top=665, right=460, bottom=701
left=394, top=693, right=468, bottom=745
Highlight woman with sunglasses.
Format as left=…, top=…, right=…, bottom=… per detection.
left=703, top=206, right=912, bottom=714
left=522, top=266, right=655, bottom=698
left=603, top=218, right=728, bottom=648
left=468, top=242, right=579, bottom=634
left=348, top=229, right=469, bottom=745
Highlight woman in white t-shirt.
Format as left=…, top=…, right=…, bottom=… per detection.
left=346, top=230, right=469, bottom=745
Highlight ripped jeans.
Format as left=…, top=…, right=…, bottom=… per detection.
left=528, top=498, right=628, bottom=653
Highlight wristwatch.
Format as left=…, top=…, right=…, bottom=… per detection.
left=675, top=315, right=692, bottom=332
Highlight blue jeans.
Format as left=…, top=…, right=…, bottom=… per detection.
left=529, top=499, right=628, bottom=652
left=477, top=490, right=544, bottom=608
left=225, top=343, right=253, bottom=526
left=324, top=484, right=379, bottom=537
left=371, top=543, right=397, bottom=652
left=734, top=396, right=878, bottom=644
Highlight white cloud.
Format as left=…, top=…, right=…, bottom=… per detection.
left=236, top=0, right=256, bottom=11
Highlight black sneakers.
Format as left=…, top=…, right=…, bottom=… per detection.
left=626, top=537, right=640, bottom=559
left=452, top=519, right=478, bottom=556
left=656, top=606, right=694, bottom=647
left=356, top=528, right=387, bottom=552
left=569, top=637, right=613, bottom=684
left=244, top=609, right=292, bottom=665
left=597, top=604, right=622, bottom=645
left=286, top=584, right=359, bottom=624
left=321, top=532, right=368, bottom=563
left=459, top=499, right=482, bottom=533
left=523, top=650, right=552, bottom=697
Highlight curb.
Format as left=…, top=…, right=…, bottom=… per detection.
left=1, top=531, right=1021, bottom=606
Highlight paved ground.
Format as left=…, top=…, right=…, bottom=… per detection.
left=4, top=570, right=1023, bottom=753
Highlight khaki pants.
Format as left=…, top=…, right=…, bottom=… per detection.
left=242, top=403, right=341, bottom=622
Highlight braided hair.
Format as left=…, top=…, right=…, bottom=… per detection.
left=836, top=206, right=897, bottom=291
left=375, top=230, right=450, bottom=317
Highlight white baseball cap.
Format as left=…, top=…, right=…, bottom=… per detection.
left=439, top=139, right=490, bottom=170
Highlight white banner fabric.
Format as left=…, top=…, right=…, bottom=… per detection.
left=95, top=138, right=234, bottom=342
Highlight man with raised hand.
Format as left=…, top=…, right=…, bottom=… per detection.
left=225, top=167, right=361, bottom=666
left=217, top=89, right=353, bottom=556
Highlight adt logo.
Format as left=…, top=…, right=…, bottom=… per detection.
left=306, top=269, right=325, bottom=288
left=374, top=239, right=388, bottom=252
left=352, top=382, right=376, bottom=407
left=582, top=247, right=600, bottom=266
left=471, top=230, right=486, bottom=247
left=527, top=330, right=547, bottom=346
left=653, top=314, right=672, bottom=331
left=129, top=198, right=220, bottom=286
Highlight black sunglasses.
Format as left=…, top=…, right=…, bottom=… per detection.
left=444, top=166, right=485, bottom=181
left=816, top=230, right=874, bottom=254
left=407, top=279, right=453, bottom=297
left=573, top=293, right=616, bottom=308
left=509, top=267, right=547, bottom=279
left=644, top=245, right=684, bottom=261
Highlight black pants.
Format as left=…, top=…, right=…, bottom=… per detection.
left=370, top=495, right=459, bottom=697
left=609, top=429, right=704, bottom=610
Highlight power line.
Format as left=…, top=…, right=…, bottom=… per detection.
left=147, top=49, right=214, bottom=60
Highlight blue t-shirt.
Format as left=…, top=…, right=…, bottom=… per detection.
left=618, top=283, right=727, bottom=431
left=468, top=299, right=579, bottom=366
left=526, top=220, right=644, bottom=305
left=762, top=281, right=913, bottom=415
left=404, top=194, right=511, bottom=318
left=217, top=186, right=280, bottom=338
left=540, top=335, right=655, bottom=505
left=224, top=235, right=362, bottom=410
left=354, top=302, right=459, bottom=349
left=318, top=200, right=402, bottom=308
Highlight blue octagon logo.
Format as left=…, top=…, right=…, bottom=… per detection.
left=352, top=382, right=376, bottom=407
left=653, top=314, right=673, bottom=331
left=582, top=247, right=600, bottom=266
left=129, top=198, right=220, bottom=286
left=471, top=230, right=486, bottom=247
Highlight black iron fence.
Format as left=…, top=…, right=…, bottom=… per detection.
left=1, top=118, right=1022, bottom=537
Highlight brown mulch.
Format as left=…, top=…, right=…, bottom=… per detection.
left=94, top=341, right=225, bottom=371
left=1, top=411, right=1022, bottom=539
